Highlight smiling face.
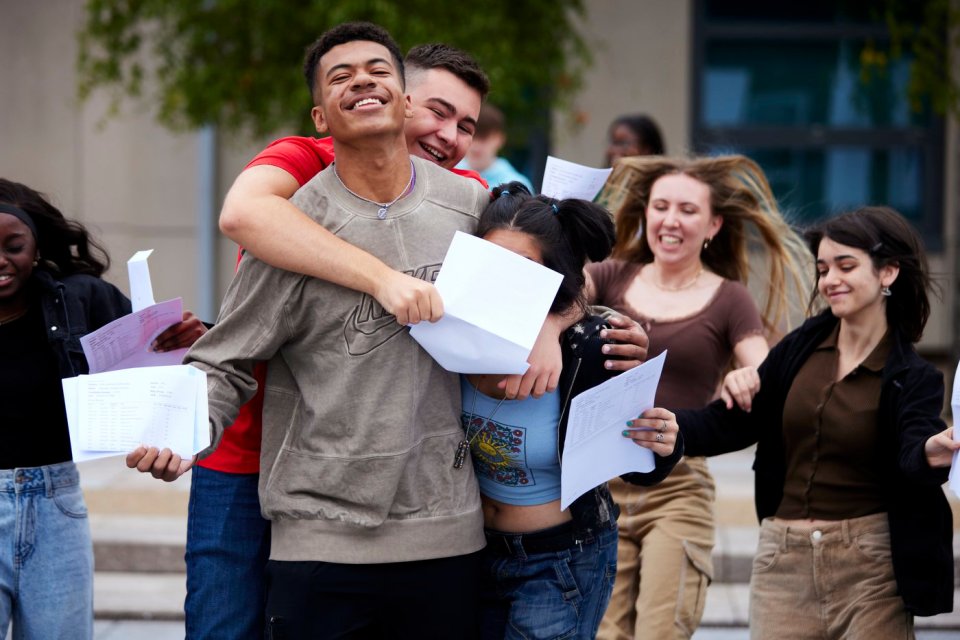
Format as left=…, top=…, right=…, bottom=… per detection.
left=644, top=173, right=722, bottom=267
left=404, top=68, right=481, bottom=169
left=482, top=228, right=544, bottom=265
left=310, top=40, right=411, bottom=143
left=816, top=237, right=898, bottom=324
left=606, top=123, right=642, bottom=166
left=0, top=212, right=38, bottom=309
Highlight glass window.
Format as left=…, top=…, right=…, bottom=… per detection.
left=693, top=0, right=943, bottom=249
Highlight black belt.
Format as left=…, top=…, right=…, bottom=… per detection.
left=484, top=521, right=584, bottom=556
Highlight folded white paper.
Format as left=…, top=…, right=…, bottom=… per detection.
left=560, top=351, right=667, bottom=510
left=948, top=361, right=960, bottom=496
left=409, top=232, right=563, bottom=373
left=128, top=249, right=156, bottom=312
left=63, top=365, right=210, bottom=462
left=540, top=156, right=613, bottom=202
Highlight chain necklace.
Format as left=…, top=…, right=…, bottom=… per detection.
left=454, top=379, right=508, bottom=469
left=647, top=265, right=704, bottom=292
left=332, top=160, right=416, bottom=219
left=0, top=307, right=28, bottom=326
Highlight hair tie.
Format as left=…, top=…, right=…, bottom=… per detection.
left=0, top=203, right=39, bottom=240
left=551, top=204, right=558, bottom=214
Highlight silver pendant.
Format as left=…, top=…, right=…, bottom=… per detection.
left=453, top=440, right=469, bottom=469
left=377, top=207, right=388, bottom=219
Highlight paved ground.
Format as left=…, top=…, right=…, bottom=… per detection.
left=6, top=448, right=958, bottom=638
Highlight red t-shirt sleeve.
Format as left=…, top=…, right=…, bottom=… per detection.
left=245, top=136, right=335, bottom=187
left=451, top=167, right=489, bottom=190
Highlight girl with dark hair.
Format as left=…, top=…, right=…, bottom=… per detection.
left=465, top=182, right=683, bottom=639
left=677, top=206, right=957, bottom=638
left=605, top=113, right=665, bottom=167
left=0, top=178, right=205, bottom=639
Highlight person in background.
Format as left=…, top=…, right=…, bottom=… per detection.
left=677, top=206, right=957, bottom=639
left=605, top=113, right=665, bottom=167
left=588, top=155, right=810, bottom=640
left=0, top=178, right=204, bottom=640
left=468, top=183, right=682, bottom=639
left=459, top=103, right=534, bottom=192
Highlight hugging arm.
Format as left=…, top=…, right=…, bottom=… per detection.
left=220, top=163, right=444, bottom=325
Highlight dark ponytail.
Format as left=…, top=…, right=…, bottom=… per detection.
left=478, top=181, right=615, bottom=315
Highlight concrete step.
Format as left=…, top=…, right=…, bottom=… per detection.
left=91, top=573, right=960, bottom=629
left=94, top=572, right=185, bottom=621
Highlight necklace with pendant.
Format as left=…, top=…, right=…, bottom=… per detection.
left=332, top=160, right=416, bottom=219
left=454, top=381, right=507, bottom=469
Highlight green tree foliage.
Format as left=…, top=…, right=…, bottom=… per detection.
left=77, top=0, right=589, bottom=137
left=860, top=0, right=960, bottom=116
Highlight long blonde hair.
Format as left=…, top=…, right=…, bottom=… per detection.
left=600, top=155, right=811, bottom=334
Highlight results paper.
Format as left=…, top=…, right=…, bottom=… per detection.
left=540, top=156, right=613, bottom=202
left=948, top=361, right=960, bottom=496
left=560, top=351, right=667, bottom=510
left=66, top=249, right=208, bottom=462
left=80, top=297, right=187, bottom=373
left=63, top=365, right=210, bottom=462
left=409, top=232, right=563, bottom=373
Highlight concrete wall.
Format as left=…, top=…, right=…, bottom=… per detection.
left=3, top=0, right=955, bottom=352
left=553, top=0, right=692, bottom=166
left=0, top=0, right=270, bottom=323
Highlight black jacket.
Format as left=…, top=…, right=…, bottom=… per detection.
left=676, top=311, right=953, bottom=616
left=560, top=314, right=684, bottom=538
left=32, top=269, right=132, bottom=378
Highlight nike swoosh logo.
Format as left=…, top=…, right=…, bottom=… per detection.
left=342, top=263, right=442, bottom=356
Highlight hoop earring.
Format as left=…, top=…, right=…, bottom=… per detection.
left=881, top=286, right=892, bottom=297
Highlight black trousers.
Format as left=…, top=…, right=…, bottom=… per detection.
left=264, top=551, right=482, bottom=639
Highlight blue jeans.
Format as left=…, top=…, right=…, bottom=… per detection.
left=480, top=524, right=618, bottom=640
left=185, top=466, right=270, bottom=640
left=0, top=462, right=93, bottom=640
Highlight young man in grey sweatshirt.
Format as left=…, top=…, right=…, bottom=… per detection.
left=186, top=22, right=488, bottom=637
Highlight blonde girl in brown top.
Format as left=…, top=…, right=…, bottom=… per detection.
left=588, top=155, right=809, bottom=640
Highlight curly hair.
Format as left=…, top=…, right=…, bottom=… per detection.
left=303, top=22, right=405, bottom=103
left=0, top=178, right=110, bottom=277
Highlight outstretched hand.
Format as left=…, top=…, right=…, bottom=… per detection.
left=924, top=427, right=959, bottom=468
left=720, top=366, right=761, bottom=412
left=622, top=407, right=679, bottom=458
left=125, top=446, right=194, bottom=482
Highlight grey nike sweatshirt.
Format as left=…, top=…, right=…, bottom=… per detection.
left=186, top=156, right=489, bottom=563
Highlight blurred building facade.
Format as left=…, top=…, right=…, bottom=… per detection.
left=2, top=0, right=957, bottom=359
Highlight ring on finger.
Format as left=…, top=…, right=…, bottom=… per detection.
left=655, top=432, right=664, bottom=443
left=659, top=420, right=667, bottom=433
